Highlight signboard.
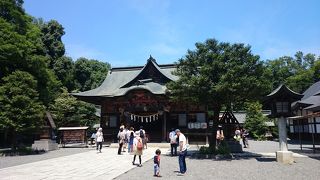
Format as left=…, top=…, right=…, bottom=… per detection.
left=188, top=122, right=207, bottom=129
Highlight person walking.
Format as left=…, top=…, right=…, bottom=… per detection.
left=169, top=128, right=177, bottom=156
left=132, top=132, right=144, bottom=167
left=176, top=129, right=187, bottom=175
left=96, top=128, right=104, bottom=153
left=117, top=127, right=126, bottom=155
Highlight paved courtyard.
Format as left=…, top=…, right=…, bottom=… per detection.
left=0, top=140, right=319, bottom=180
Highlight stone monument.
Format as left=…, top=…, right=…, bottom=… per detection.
left=32, top=112, right=59, bottom=151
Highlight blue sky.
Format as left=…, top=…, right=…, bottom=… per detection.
left=24, top=0, right=320, bottom=67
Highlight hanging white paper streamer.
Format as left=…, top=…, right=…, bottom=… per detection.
left=131, top=114, right=133, bottom=120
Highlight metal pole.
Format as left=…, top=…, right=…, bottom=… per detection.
left=298, top=119, right=302, bottom=151
left=312, top=117, right=316, bottom=153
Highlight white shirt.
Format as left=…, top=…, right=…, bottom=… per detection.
left=169, top=131, right=177, bottom=144
left=96, top=131, right=103, bottom=142
left=178, top=133, right=187, bottom=151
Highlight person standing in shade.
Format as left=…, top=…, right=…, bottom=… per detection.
left=176, top=129, right=187, bottom=175
left=117, top=127, right=126, bottom=155
left=169, top=128, right=177, bottom=156
left=216, top=125, right=224, bottom=148
left=241, top=128, right=249, bottom=148
left=96, top=128, right=104, bottom=153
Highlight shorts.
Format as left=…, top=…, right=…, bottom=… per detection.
left=154, top=164, right=159, bottom=175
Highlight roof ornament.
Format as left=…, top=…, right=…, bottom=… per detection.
left=147, top=55, right=156, bottom=63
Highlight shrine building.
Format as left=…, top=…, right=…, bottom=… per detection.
left=73, top=56, right=209, bottom=143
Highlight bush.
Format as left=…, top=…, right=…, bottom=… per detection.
left=216, top=141, right=231, bottom=155
left=244, top=102, right=268, bottom=140
left=1, top=146, right=45, bottom=156
left=199, top=146, right=215, bottom=154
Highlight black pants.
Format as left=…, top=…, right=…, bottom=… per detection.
left=118, top=142, right=123, bottom=154
left=97, top=142, right=102, bottom=151
left=133, top=155, right=141, bottom=165
left=171, top=143, right=177, bottom=156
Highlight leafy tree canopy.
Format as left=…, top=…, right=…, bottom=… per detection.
left=167, top=38, right=271, bottom=147
left=49, top=88, right=98, bottom=128
left=40, top=19, right=65, bottom=66
left=74, top=57, right=110, bottom=91
left=0, top=71, right=44, bottom=148
left=168, top=38, right=271, bottom=111
left=265, top=51, right=319, bottom=93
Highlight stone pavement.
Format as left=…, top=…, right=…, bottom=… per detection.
left=1, top=140, right=319, bottom=180
left=0, top=147, right=166, bottom=180
left=0, top=148, right=90, bottom=169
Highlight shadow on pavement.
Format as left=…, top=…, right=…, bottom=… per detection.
left=255, top=157, right=276, bottom=162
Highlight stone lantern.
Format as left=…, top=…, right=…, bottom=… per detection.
left=265, top=84, right=303, bottom=164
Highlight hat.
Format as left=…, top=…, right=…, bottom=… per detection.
left=175, top=129, right=180, bottom=133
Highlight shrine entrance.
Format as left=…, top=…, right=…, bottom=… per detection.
left=102, top=89, right=169, bottom=142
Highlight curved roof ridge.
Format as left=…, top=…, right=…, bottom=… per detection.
left=120, top=57, right=175, bottom=88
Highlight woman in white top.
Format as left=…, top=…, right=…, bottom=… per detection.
left=132, top=132, right=143, bottom=166
left=96, top=128, right=104, bottom=152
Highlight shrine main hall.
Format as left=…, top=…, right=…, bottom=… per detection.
left=74, top=56, right=209, bottom=143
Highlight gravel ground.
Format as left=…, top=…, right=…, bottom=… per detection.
left=115, top=155, right=320, bottom=180
left=0, top=147, right=91, bottom=169
left=115, top=140, right=320, bottom=180
left=242, top=139, right=320, bottom=155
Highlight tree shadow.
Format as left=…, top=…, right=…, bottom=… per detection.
left=255, top=157, right=276, bottom=162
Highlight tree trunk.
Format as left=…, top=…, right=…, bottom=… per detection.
left=209, top=105, right=221, bottom=148
left=10, top=129, right=17, bottom=151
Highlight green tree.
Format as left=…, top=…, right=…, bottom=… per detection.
left=53, top=56, right=75, bottom=90
left=74, top=57, right=110, bottom=91
left=0, top=71, right=44, bottom=150
left=49, top=88, right=98, bottom=128
left=0, top=0, right=28, bottom=34
left=0, top=0, right=61, bottom=105
left=167, top=39, right=271, bottom=147
left=312, top=59, right=320, bottom=82
left=244, top=102, right=268, bottom=140
left=40, top=19, right=65, bottom=67
left=265, top=52, right=318, bottom=93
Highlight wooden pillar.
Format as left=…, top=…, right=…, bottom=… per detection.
left=162, top=112, right=167, bottom=142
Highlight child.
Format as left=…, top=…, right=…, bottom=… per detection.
left=153, top=149, right=161, bottom=177
left=128, top=131, right=134, bottom=153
